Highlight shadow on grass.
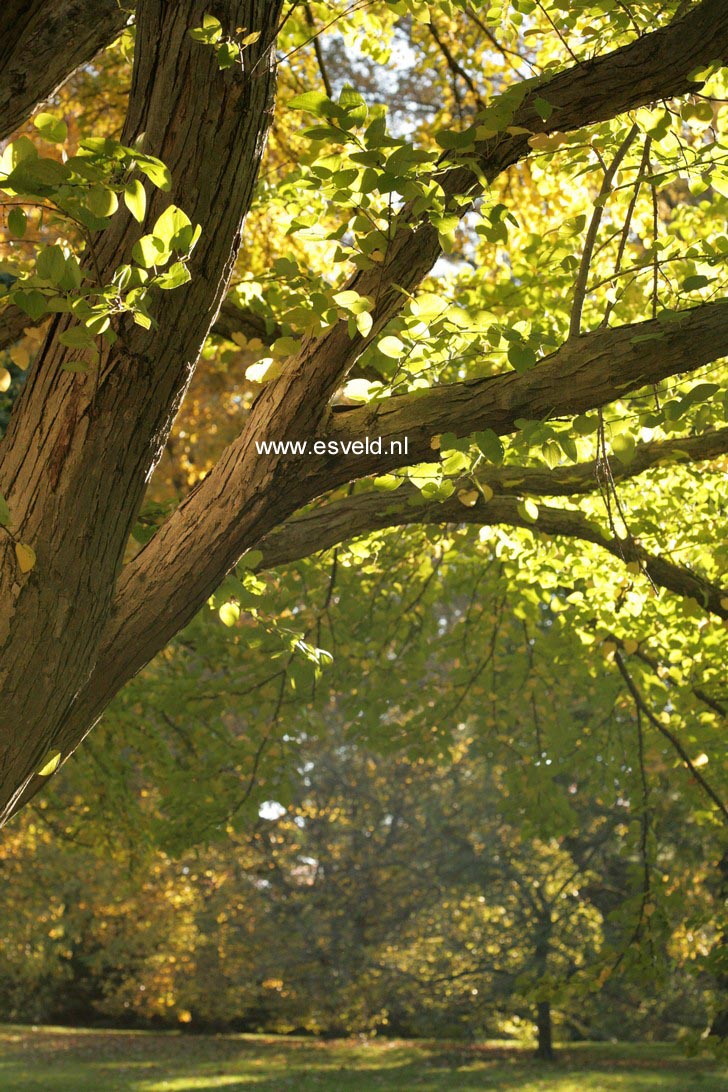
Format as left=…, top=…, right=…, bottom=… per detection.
left=0, top=1027, right=726, bottom=1092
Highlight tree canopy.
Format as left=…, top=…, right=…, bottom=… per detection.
left=1, top=0, right=726, bottom=824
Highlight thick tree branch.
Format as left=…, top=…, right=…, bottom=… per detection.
left=256, top=0, right=728, bottom=415
left=321, top=301, right=728, bottom=483
left=0, top=0, right=130, bottom=142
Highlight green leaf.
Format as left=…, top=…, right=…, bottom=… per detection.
left=239, top=549, right=264, bottom=570
left=612, top=432, right=636, bottom=465
left=288, top=91, right=334, bottom=116
left=59, top=325, right=95, bottom=349
left=156, top=261, right=191, bottom=290
left=189, top=13, right=223, bottom=43
left=0, top=492, right=10, bottom=527
left=7, top=157, right=68, bottom=190
left=153, top=205, right=192, bottom=247
left=7, top=207, right=26, bottom=237
left=533, top=96, right=554, bottom=121
left=36, top=244, right=68, bottom=285
left=217, top=41, right=238, bottom=68
left=518, top=498, right=539, bottom=522
left=270, top=335, right=301, bottom=357
left=34, top=112, right=68, bottom=143
left=132, top=234, right=166, bottom=268
left=332, top=290, right=369, bottom=313
left=474, top=429, right=504, bottom=465
left=135, top=155, right=172, bottom=191
left=508, top=343, right=538, bottom=372
left=542, top=440, right=560, bottom=469
left=435, top=128, right=476, bottom=151
left=356, top=311, right=373, bottom=337
left=682, top=382, right=719, bottom=407
left=219, top=601, right=240, bottom=627
left=13, top=289, right=48, bottom=321
left=85, top=186, right=119, bottom=218
left=124, top=180, right=147, bottom=223
left=682, top=274, right=710, bottom=292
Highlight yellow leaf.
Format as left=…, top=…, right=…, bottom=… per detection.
left=623, top=638, right=639, bottom=655
left=15, top=542, right=36, bottom=573
left=12, top=343, right=32, bottom=370
left=37, top=750, right=61, bottom=777
left=479, top=483, right=494, bottom=502
left=692, top=753, right=709, bottom=768
left=0, top=366, right=10, bottom=391
left=430, top=435, right=441, bottom=450
left=457, top=489, right=479, bottom=508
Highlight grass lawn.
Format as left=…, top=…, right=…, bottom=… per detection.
left=0, top=1025, right=726, bottom=1091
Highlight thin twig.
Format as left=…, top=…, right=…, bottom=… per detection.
left=570, top=123, right=639, bottom=339
left=304, top=3, right=332, bottom=97
left=614, top=652, right=728, bottom=822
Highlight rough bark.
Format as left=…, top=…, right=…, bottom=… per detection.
left=0, top=0, right=283, bottom=823
left=0, top=0, right=130, bottom=143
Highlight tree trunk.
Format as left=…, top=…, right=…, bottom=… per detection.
left=536, top=1000, right=555, bottom=1061
left=533, top=909, right=556, bottom=1061
left=0, top=0, right=283, bottom=824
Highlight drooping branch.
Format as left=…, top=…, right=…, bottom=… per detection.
left=250, top=487, right=728, bottom=622
left=614, top=652, right=728, bottom=822
left=0, top=0, right=131, bottom=142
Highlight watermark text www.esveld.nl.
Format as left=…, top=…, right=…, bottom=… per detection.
left=254, top=437, right=409, bottom=457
